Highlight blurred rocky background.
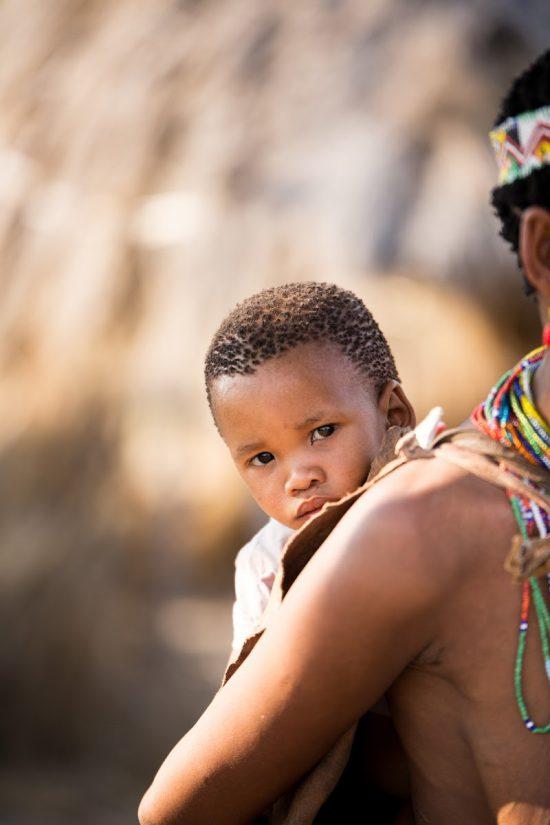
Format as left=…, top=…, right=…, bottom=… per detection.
left=0, top=1, right=549, bottom=822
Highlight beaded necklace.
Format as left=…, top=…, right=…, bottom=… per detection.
left=472, top=346, right=550, bottom=734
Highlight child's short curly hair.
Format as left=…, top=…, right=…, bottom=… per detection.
left=491, top=49, right=550, bottom=294
left=205, top=282, right=399, bottom=411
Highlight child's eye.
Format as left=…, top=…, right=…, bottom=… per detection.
left=250, top=451, right=275, bottom=466
left=311, top=424, right=336, bottom=443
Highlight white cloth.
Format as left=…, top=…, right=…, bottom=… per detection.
left=231, top=518, right=294, bottom=656
left=230, top=408, right=445, bottom=655
left=414, top=405, right=444, bottom=449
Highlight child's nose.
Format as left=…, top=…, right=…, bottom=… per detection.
left=285, top=463, right=325, bottom=496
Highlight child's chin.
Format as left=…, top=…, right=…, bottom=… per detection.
left=294, top=510, right=317, bottom=525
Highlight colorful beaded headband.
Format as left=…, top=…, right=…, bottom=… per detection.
left=490, top=104, right=550, bottom=186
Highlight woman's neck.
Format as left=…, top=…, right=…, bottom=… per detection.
left=533, top=348, right=550, bottom=427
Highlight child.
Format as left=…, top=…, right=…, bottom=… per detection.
left=203, top=282, right=439, bottom=821
left=204, top=282, right=438, bottom=658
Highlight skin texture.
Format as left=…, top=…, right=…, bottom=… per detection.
left=522, top=207, right=550, bottom=425
left=210, top=341, right=414, bottom=529
left=139, top=212, right=550, bottom=825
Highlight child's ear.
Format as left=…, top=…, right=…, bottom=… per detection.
left=377, top=380, right=416, bottom=430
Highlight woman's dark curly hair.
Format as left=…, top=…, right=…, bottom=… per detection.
left=491, top=49, right=550, bottom=294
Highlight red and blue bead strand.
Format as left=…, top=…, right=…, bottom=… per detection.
left=472, top=346, right=550, bottom=734
left=509, top=494, right=550, bottom=734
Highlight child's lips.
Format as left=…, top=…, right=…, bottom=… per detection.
left=295, top=496, right=339, bottom=521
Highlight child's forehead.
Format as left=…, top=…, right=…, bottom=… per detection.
left=212, top=342, right=377, bottom=435
left=252, top=340, right=359, bottom=378
left=219, top=342, right=366, bottom=396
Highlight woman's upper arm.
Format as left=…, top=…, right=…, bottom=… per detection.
left=139, top=493, right=444, bottom=825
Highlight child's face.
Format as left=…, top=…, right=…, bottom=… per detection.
left=211, top=342, right=408, bottom=529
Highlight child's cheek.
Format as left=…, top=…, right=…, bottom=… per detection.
left=246, top=473, right=278, bottom=517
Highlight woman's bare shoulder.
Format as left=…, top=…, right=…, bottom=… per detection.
left=338, top=454, right=514, bottom=587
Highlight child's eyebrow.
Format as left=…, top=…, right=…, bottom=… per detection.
left=236, top=441, right=265, bottom=457
left=293, top=413, right=326, bottom=430
left=236, top=413, right=331, bottom=456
